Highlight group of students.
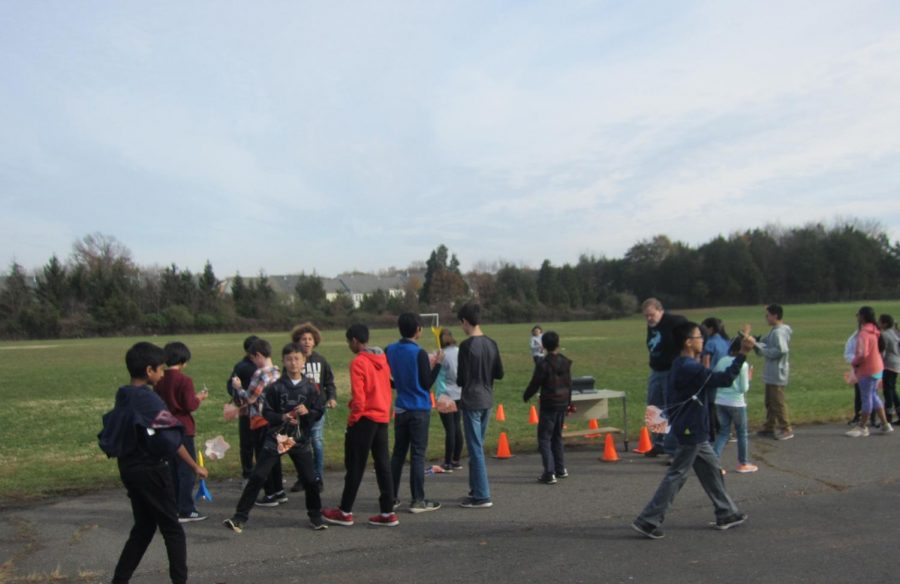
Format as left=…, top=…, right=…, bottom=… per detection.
left=844, top=307, right=899, bottom=437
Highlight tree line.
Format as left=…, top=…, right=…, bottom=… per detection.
left=1, top=221, right=898, bottom=339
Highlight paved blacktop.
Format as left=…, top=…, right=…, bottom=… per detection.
left=2, top=423, right=899, bottom=583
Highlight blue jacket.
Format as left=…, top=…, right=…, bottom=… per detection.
left=666, top=354, right=746, bottom=445
left=385, top=339, right=440, bottom=411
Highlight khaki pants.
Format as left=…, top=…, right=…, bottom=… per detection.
left=762, top=384, right=792, bottom=432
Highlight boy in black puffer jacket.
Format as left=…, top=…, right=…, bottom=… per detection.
left=523, top=331, right=572, bottom=485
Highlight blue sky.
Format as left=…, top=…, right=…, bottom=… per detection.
left=3, top=1, right=899, bottom=277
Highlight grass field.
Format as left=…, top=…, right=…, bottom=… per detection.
left=1, top=300, right=897, bottom=503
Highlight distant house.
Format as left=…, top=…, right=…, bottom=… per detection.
left=222, top=271, right=416, bottom=309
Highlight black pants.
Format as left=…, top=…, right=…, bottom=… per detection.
left=883, top=370, right=900, bottom=415
left=537, top=409, right=566, bottom=475
left=252, top=426, right=282, bottom=495
left=113, top=461, right=187, bottom=584
left=338, top=417, right=394, bottom=514
left=238, top=415, right=255, bottom=479
left=439, top=404, right=463, bottom=465
left=234, top=442, right=321, bottom=523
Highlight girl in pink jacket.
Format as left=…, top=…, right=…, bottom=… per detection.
left=847, top=306, right=893, bottom=437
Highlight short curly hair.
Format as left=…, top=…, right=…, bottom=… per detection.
left=290, top=322, right=322, bottom=346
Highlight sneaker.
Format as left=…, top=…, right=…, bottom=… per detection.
left=322, top=507, right=354, bottom=526
left=728, top=433, right=737, bottom=443
left=556, top=469, right=569, bottom=479
left=223, top=518, right=244, bottom=533
left=846, top=426, right=869, bottom=438
left=290, top=480, right=304, bottom=493
left=882, top=423, right=894, bottom=434
left=735, top=464, right=758, bottom=473
left=368, top=512, right=400, bottom=527
left=408, top=500, right=441, bottom=513
left=309, top=516, right=328, bottom=531
left=256, top=491, right=288, bottom=507
left=392, top=499, right=401, bottom=511
left=714, top=512, right=747, bottom=530
left=178, top=511, right=208, bottom=523
left=450, top=462, right=464, bottom=471
left=848, top=416, right=861, bottom=426
left=538, top=473, right=557, bottom=485
left=775, top=430, right=794, bottom=440
left=643, top=445, right=665, bottom=458
left=459, top=497, right=493, bottom=509
left=631, top=520, right=664, bottom=539
left=720, top=468, right=727, bottom=476
left=441, top=463, right=455, bottom=473
left=756, top=430, right=775, bottom=438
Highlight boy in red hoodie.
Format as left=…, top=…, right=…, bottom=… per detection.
left=322, top=324, right=399, bottom=527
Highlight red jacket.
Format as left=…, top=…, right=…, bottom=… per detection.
left=347, top=349, right=393, bottom=425
left=853, top=322, right=884, bottom=377
left=154, top=368, right=201, bottom=436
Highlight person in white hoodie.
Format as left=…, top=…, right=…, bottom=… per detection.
left=754, top=304, right=794, bottom=441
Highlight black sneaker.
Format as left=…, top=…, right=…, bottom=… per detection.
left=309, top=515, right=328, bottom=531
left=223, top=518, right=244, bottom=533
left=441, top=463, right=454, bottom=473
left=538, top=473, right=557, bottom=485
left=459, top=497, right=493, bottom=509
left=450, top=462, right=464, bottom=471
left=256, top=491, right=288, bottom=507
left=409, top=499, right=441, bottom=513
left=631, top=520, right=664, bottom=539
left=643, top=445, right=665, bottom=458
left=178, top=511, right=208, bottom=523
left=714, top=513, right=747, bottom=530
left=556, top=469, right=569, bottom=479
left=392, top=499, right=401, bottom=511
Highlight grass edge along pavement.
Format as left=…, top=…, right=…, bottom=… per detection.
left=0, top=300, right=896, bottom=503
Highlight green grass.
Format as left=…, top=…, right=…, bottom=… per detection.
left=1, top=300, right=896, bottom=502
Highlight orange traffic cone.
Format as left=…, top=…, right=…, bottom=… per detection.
left=601, top=433, right=619, bottom=462
left=431, top=392, right=437, bottom=408
left=633, top=426, right=653, bottom=454
left=528, top=405, right=539, bottom=425
left=586, top=418, right=602, bottom=438
left=495, top=403, right=506, bottom=422
left=494, top=431, right=513, bottom=459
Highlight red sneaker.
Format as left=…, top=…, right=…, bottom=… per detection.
left=368, top=512, right=399, bottom=527
left=322, top=507, right=354, bottom=526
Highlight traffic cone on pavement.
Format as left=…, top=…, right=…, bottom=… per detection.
left=601, top=433, right=619, bottom=462
left=633, top=427, right=653, bottom=454
left=528, top=405, right=539, bottom=425
left=586, top=418, right=602, bottom=438
left=494, top=431, right=513, bottom=459
left=495, top=403, right=506, bottom=422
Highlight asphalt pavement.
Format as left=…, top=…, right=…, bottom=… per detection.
left=2, top=423, right=898, bottom=583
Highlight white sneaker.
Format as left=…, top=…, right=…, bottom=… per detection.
left=846, top=426, right=869, bottom=438
left=882, top=423, right=894, bottom=434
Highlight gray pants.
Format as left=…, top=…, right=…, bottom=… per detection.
left=636, top=441, right=738, bottom=528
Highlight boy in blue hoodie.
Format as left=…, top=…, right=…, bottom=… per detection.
left=385, top=313, right=443, bottom=513
left=632, top=322, right=755, bottom=540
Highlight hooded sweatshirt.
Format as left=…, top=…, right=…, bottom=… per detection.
left=754, top=323, right=792, bottom=385
left=853, top=322, right=884, bottom=378
left=522, top=352, right=573, bottom=412
left=348, top=347, right=393, bottom=425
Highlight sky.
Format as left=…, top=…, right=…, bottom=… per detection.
left=2, top=1, right=899, bottom=278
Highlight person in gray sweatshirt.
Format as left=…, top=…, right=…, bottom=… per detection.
left=755, top=304, right=794, bottom=440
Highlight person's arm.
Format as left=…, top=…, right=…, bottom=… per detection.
left=492, top=340, right=504, bottom=381
left=302, top=382, right=325, bottom=424
left=736, top=362, right=750, bottom=394
left=320, top=358, right=338, bottom=408
left=522, top=362, right=544, bottom=402
left=418, top=348, right=442, bottom=390
left=176, top=445, right=208, bottom=478
left=456, top=342, right=468, bottom=388
left=348, top=359, right=367, bottom=424
left=852, top=333, right=868, bottom=368
left=755, top=330, right=786, bottom=360
left=178, top=375, right=203, bottom=413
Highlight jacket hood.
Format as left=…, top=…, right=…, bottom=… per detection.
left=359, top=347, right=388, bottom=369
left=860, top=322, right=880, bottom=336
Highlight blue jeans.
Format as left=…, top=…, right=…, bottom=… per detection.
left=170, top=435, right=197, bottom=517
left=391, top=410, right=430, bottom=502
left=462, top=408, right=492, bottom=502
left=713, top=405, right=750, bottom=465
left=311, top=413, right=325, bottom=480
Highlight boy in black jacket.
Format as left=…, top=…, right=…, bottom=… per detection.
left=523, top=331, right=572, bottom=484
left=224, top=342, right=326, bottom=533
left=103, top=342, right=207, bottom=584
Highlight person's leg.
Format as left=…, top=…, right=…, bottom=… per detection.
left=647, top=370, right=667, bottom=449
left=536, top=409, right=555, bottom=475
left=113, top=469, right=163, bottom=584
left=734, top=407, right=751, bottom=464
left=287, top=444, right=322, bottom=520
left=371, top=422, right=395, bottom=514
left=853, top=383, right=862, bottom=422
left=858, top=376, right=876, bottom=428
left=439, top=411, right=455, bottom=465
left=175, top=435, right=197, bottom=516
left=769, top=384, right=792, bottom=432
left=238, top=415, right=254, bottom=480
left=762, top=384, right=776, bottom=432
left=390, top=411, right=411, bottom=501
left=310, top=413, right=326, bottom=481
left=635, top=443, right=698, bottom=528
left=692, top=442, right=740, bottom=520
left=463, top=408, right=491, bottom=501
left=452, top=408, right=464, bottom=463
left=712, top=406, right=732, bottom=459
left=233, top=449, right=279, bottom=522
left=338, top=419, right=373, bottom=513
left=408, top=410, right=430, bottom=502
left=882, top=370, right=899, bottom=421
left=550, top=410, right=566, bottom=476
